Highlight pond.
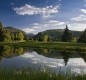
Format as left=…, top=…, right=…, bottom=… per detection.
left=0, top=45, right=86, bottom=74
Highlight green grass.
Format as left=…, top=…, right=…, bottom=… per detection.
left=0, top=41, right=86, bottom=51
left=0, top=68, right=86, bottom=80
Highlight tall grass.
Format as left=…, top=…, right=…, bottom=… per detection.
left=0, top=67, right=86, bottom=80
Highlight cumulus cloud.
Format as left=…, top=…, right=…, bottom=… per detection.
left=71, top=8, right=86, bottom=23
left=70, top=4, right=86, bottom=31
left=14, top=4, right=59, bottom=19
left=33, top=26, right=42, bottom=29
left=22, top=28, right=35, bottom=33
left=48, top=20, right=65, bottom=26
left=71, top=14, right=86, bottom=22
left=68, top=23, right=86, bottom=31
left=80, top=9, right=86, bottom=13
left=21, top=20, right=66, bottom=34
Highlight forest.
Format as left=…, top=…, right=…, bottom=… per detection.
left=0, top=22, right=27, bottom=42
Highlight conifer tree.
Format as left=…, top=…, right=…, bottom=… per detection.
left=61, top=25, right=72, bottom=42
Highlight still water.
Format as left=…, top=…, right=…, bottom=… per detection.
left=0, top=46, right=86, bottom=74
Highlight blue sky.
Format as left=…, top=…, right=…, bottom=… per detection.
left=0, top=0, right=86, bottom=34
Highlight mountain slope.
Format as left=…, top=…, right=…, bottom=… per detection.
left=34, top=29, right=82, bottom=41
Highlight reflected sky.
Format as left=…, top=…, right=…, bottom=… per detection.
left=0, top=51, right=86, bottom=74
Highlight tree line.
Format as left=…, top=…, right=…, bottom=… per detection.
left=0, top=21, right=86, bottom=43
left=33, top=25, right=86, bottom=43
left=61, top=25, right=86, bottom=43
left=0, top=22, right=27, bottom=42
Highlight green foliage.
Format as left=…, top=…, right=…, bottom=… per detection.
left=15, top=31, right=24, bottom=41
left=2, top=30, right=12, bottom=42
left=0, top=22, right=4, bottom=41
left=0, top=22, right=3, bottom=31
left=34, top=28, right=81, bottom=41
left=0, top=46, right=25, bottom=58
left=0, top=22, right=27, bottom=42
left=5, top=27, right=28, bottom=41
left=78, top=29, right=86, bottom=43
left=43, top=35, right=49, bottom=42
left=11, top=33, right=15, bottom=41
left=61, top=25, right=73, bottom=42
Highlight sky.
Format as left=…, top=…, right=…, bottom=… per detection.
left=0, top=0, right=86, bottom=34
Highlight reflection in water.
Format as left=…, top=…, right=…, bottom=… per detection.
left=0, top=46, right=86, bottom=74
left=34, top=49, right=84, bottom=66
left=0, top=46, right=26, bottom=59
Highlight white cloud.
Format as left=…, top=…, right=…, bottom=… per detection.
left=70, top=6, right=86, bottom=31
left=33, top=26, right=42, bottom=29
left=21, top=20, right=66, bottom=34
left=71, top=8, right=86, bottom=22
left=14, top=4, right=59, bottom=19
left=68, top=23, right=86, bottom=31
left=33, top=23, right=39, bottom=26
left=71, top=14, right=86, bottom=22
left=48, top=20, right=65, bottom=26
left=80, top=9, right=86, bottom=13
left=22, top=28, right=35, bottom=33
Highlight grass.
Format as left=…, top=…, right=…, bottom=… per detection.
left=0, top=41, right=86, bottom=51
left=0, top=68, right=86, bottom=80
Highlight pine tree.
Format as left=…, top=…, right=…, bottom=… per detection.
left=0, top=22, right=4, bottom=41
left=61, top=25, right=72, bottom=42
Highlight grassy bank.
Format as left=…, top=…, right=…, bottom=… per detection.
left=0, top=68, right=86, bottom=80
left=0, top=41, right=86, bottom=51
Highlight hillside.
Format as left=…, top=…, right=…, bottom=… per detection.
left=34, top=29, right=82, bottom=41
left=4, top=26, right=28, bottom=40
left=4, top=27, right=26, bottom=34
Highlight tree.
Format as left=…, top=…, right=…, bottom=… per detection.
left=2, top=30, right=12, bottom=41
left=0, top=22, right=4, bottom=41
left=0, top=22, right=3, bottom=31
left=43, top=35, right=49, bottom=42
left=36, top=32, right=44, bottom=41
left=11, top=33, right=15, bottom=41
left=61, top=25, right=73, bottom=42
left=15, top=31, right=24, bottom=41
left=78, top=29, right=86, bottom=43
left=18, top=31, right=24, bottom=40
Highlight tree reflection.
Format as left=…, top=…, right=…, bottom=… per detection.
left=34, top=48, right=86, bottom=66
left=79, top=52, right=86, bottom=63
left=0, top=46, right=25, bottom=60
left=61, top=51, right=71, bottom=66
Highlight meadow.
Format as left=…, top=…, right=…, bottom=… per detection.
left=0, top=41, right=86, bottom=51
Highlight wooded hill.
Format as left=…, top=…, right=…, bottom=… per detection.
left=0, top=22, right=28, bottom=42
left=34, top=29, right=82, bottom=41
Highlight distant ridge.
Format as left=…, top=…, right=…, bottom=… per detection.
left=34, top=29, right=82, bottom=41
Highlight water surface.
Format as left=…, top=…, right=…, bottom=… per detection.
left=0, top=46, right=86, bottom=74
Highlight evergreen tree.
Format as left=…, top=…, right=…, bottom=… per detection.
left=61, top=25, right=72, bottom=42
left=78, top=29, right=86, bottom=43
left=0, top=22, right=4, bottom=41
left=0, top=22, right=3, bottom=31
